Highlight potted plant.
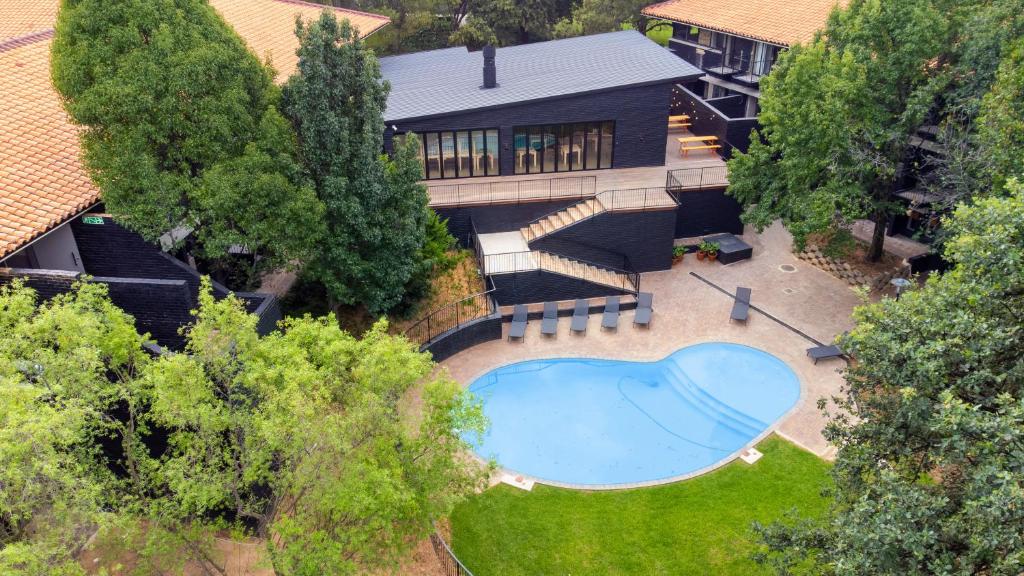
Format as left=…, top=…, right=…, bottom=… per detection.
left=672, top=245, right=686, bottom=266
left=698, top=240, right=720, bottom=262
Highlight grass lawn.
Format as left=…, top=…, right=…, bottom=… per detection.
left=449, top=435, right=831, bottom=575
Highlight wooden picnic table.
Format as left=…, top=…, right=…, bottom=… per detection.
left=677, top=135, right=721, bottom=157
left=668, top=114, right=691, bottom=122
left=677, top=135, right=718, bottom=143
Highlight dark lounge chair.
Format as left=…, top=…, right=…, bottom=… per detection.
left=601, top=296, right=620, bottom=330
left=807, top=344, right=843, bottom=364
left=730, top=287, right=751, bottom=323
left=508, top=304, right=528, bottom=341
left=541, top=302, right=558, bottom=337
left=633, top=292, right=653, bottom=328
left=570, top=299, right=589, bottom=334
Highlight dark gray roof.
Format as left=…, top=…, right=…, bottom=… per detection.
left=379, top=30, right=702, bottom=123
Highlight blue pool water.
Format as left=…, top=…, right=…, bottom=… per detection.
left=466, top=343, right=801, bottom=486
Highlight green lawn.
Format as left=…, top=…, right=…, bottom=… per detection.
left=449, top=435, right=831, bottom=575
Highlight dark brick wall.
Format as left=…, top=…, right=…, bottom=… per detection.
left=0, top=268, right=78, bottom=301
left=529, top=208, right=677, bottom=272
left=421, top=312, right=503, bottom=362
left=97, top=276, right=195, bottom=351
left=707, top=94, right=746, bottom=118
left=671, top=188, right=744, bottom=237
left=386, top=83, right=675, bottom=175
left=489, top=270, right=627, bottom=305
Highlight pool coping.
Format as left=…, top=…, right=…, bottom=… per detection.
left=458, top=341, right=809, bottom=491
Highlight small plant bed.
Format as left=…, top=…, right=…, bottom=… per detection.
left=695, top=240, right=721, bottom=262
left=796, top=239, right=909, bottom=290
left=448, top=436, right=831, bottom=576
left=390, top=251, right=488, bottom=336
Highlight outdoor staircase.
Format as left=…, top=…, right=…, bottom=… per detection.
left=521, top=197, right=605, bottom=242
left=534, top=251, right=634, bottom=292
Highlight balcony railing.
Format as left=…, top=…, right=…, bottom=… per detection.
left=427, top=175, right=597, bottom=207
left=481, top=250, right=640, bottom=294
left=665, top=166, right=729, bottom=190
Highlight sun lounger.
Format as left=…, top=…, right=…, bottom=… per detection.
left=508, top=304, right=528, bottom=341
left=807, top=344, right=843, bottom=364
left=601, top=296, right=620, bottom=330
left=541, top=302, right=558, bottom=336
left=570, top=299, right=589, bottom=334
left=730, top=287, right=751, bottom=323
left=633, top=292, right=653, bottom=328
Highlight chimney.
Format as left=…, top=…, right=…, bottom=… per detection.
left=482, top=45, right=497, bottom=89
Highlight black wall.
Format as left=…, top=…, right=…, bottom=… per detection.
left=529, top=209, right=677, bottom=272
left=671, top=188, right=744, bottom=237
left=421, top=312, right=503, bottom=362
left=386, top=82, right=675, bottom=175
left=490, top=270, right=627, bottom=305
left=673, top=85, right=758, bottom=155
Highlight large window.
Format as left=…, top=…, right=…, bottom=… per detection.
left=397, top=128, right=499, bottom=179
left=513, top=121, right=614, bottom=175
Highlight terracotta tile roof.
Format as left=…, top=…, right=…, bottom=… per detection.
left=209, top=0, right=390, bottom=82
left=0, top=33, right=99, bottom=259
left=642, top=0, right=846, bottom=47
left=0, top=0, right=388, bottom=259
left=0, top=0, right=59, bottom=42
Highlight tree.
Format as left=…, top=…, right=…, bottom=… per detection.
left=282, top=12, right=433, bottom=315
left=553, top=0, right=669, bottom=38
left=0, top=276, right=489, bottom=574
left=473, top=0, right=571, bottom=45
left=977, top=38, right=1024, bottom=192
left=755, top=183, right=1024, bottom=575
left=727, top=0, right=950, bottom=261
left=0, top=280, right=152, bottom=575
left=52, top=0, right=324, bottom=286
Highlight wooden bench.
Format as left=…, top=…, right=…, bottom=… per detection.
left=680, top=144, right=722, bottom=157
left=668, top=114, right=690, bottom=122
left=668, top=121, right=692, bottom=129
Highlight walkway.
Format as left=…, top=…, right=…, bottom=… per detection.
left=440, top=222, right=860, bottom=461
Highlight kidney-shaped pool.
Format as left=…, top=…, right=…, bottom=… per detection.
left=466, top=342, right=801, bottom=486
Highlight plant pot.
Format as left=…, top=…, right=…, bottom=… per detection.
left=708, top=253, right=718, bottom=262
left=696, top=251, right=706, bottom=261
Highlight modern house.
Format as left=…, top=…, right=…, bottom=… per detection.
left=0, top=0, right=389, bottom=350
left=378, top=31, right=744, bottom=313
left=642, top=0, right=844, bottom=154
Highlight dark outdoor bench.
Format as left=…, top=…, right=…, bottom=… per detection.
left=704, top=233, right=753, bottom=264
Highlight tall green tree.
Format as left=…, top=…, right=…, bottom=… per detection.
left=755, top=183, right=1024, bottom=575
left=282, top=12, right=433, bottom=315
left=727, top=0, right=950, bottom=261
left=52, top=0, right=324, bottom=285
left=977, top=38, right=1024, bottom=192
left=553, top=0, right=668, bottom=38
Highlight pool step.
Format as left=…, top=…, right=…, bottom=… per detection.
left=661, top=363, right=767, bottom=437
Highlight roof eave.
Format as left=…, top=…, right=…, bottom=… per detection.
left=642, top=10, right=792, bottom=48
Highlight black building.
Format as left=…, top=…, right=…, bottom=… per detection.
left=380, top=31, right=703, bottom=180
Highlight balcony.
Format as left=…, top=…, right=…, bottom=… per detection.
left=705, top=51, right=771, bottom=87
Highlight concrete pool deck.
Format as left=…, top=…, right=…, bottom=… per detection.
left=439, top=223, right=861, bottom=465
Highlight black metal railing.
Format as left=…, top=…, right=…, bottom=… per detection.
left=403, top=283, right=496, bottom=346
left=427, top=175, right=597, bottom=207
left=525, top=186, right=678, bottom=242
left=430, top=532, right=475, bottom=576
left=665, top=165, right=729, bottom=190
left=481, top=249, right=640, bottom=294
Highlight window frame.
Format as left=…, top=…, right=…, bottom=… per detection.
left=512, top=120, right=614, bottom=174
left=399, top=128, right=500, bottom=180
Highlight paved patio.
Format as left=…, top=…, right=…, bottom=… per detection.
left=439, top=222, right=861, bottom=470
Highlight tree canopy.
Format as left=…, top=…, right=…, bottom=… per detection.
left=727, top=0, right=952, bottom=261
left=52, top=0, right=324, bottom=285
left=282, top=12, right=435, bottom=315
left=755, top=183, right=1024, bottom=575
left=0, top=278, right=488, bottom=574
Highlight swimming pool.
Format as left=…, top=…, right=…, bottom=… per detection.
left=466, top=343, right=801, bottom=486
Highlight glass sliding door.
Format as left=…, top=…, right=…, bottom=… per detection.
left=511, top=121, right=615, bottom=174
left=406, top=128, right=500, bottom=179
left=425, top=132, right=441, bottom=179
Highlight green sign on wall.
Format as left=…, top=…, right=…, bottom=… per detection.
left=82, top=216, right=104, bottom=225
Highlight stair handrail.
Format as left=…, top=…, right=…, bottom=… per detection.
left=481, top=249, right=638, bottom=294
left=403, top=281, right=498, bottom=346
left=523, top=187, right=678, bottom=243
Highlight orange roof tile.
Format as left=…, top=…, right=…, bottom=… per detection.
left=0, top=0, right=59, bottom=42
left=643, top=0, right=846, bottom=47
left=0, top=33, right=99, bottom=259
left=0, top=0, right=389, bottom=259
left=210, top=0, right=390, bottom=82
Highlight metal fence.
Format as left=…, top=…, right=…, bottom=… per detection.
left=430, top=532, right=475, bottom=576
left=427, top=175, right=597, bottom=207
left=403, top=286, right=496, bottom=346
left=665, top=165, right=729, bottom=190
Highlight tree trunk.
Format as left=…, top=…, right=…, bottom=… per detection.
left=867, top=210, right=887, bottom=263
